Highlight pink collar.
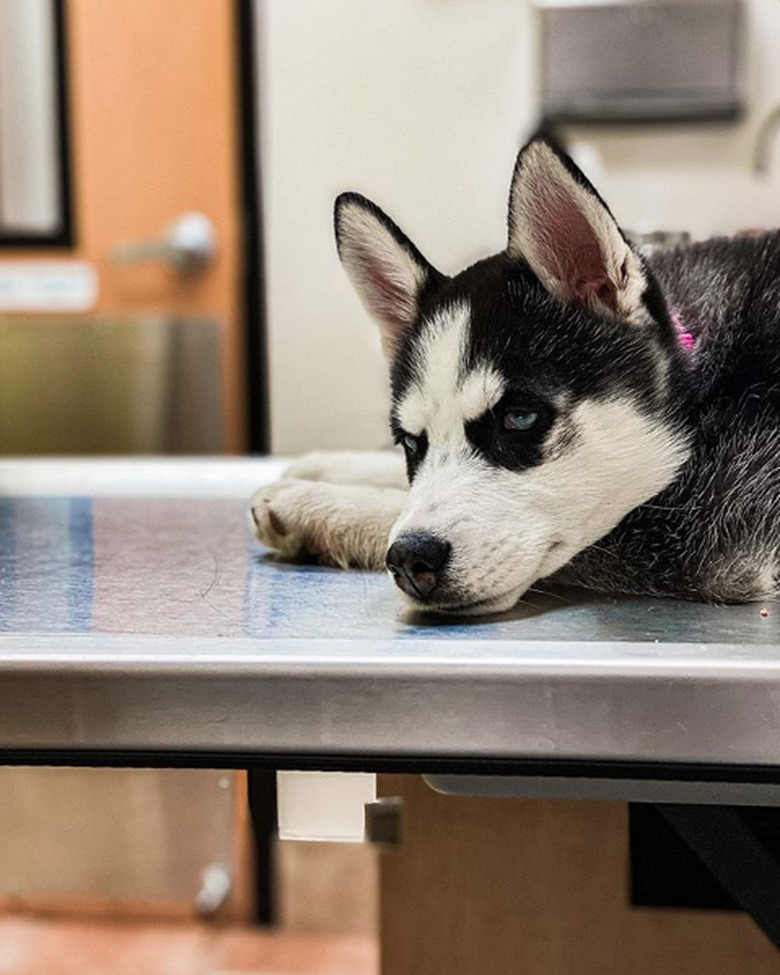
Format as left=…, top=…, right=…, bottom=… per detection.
left=671, top=311, right=695, bottom=351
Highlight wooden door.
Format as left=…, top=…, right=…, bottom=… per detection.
left=2, top=0, right=246, bottom=451
left=378, top=775, right=780, bottom=975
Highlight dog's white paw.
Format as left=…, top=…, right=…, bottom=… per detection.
left=250, top=479, right=332, bottom=562
left=249, top=478, right=406, bottom=570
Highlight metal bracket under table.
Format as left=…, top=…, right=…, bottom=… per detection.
left=657, top=804, right=780, bottom=950
left=426, top=773, right=780, bottom=951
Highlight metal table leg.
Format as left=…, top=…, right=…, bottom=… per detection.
left=247, top=768, right=278, bottom=926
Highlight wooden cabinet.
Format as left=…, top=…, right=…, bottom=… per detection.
left=378, top=775, right=779, bottom=975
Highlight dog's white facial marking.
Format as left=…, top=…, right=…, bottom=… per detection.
left=390, top=392, right=690, bottom=614
left=397, top=301, right=504, bottom=440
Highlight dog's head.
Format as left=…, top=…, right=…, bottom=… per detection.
left=335, top=137, right=691, bottom=614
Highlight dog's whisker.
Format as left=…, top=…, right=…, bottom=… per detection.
left=527, top=586, right=574, bottom=605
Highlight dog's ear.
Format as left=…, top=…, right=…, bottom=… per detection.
left=507, top=138, right=649, bottom=326
left=335, top=193, right=442, bottom=358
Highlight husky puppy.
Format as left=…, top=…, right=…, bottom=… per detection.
left=252, top=136, right=780, bottom=616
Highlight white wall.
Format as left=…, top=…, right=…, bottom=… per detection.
left=258, top=0, right=537, bottom=454
left=259, top=0, right=780, bottom=455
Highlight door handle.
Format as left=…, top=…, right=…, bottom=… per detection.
left=111, top=212, right=217, bottom=274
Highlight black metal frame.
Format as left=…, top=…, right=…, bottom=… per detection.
left=657, top=804, right=780, bottom=950
left=235, top=0, right=270, bottom=454
left=0, top=750, right=779, bottom=783
left=0, top=0, right=75, bottom=249
left=247, top=768, right=278, bottom=926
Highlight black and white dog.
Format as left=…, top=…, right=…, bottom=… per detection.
left=252, top=136, right=780, bottom=616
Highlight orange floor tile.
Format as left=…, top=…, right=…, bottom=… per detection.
left=0, top=918, right=378, bottom=975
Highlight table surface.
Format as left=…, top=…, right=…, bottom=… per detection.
left=0, top=457, right=778, bottom=778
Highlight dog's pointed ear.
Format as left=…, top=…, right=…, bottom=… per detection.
left=335, top=193, right=442, bottom=359
left=507, top=139, right=649, bottom=326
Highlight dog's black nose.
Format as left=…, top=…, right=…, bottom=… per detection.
left=386, top=533, right=451, bottom=601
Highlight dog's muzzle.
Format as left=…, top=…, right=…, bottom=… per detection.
left=386, top=533, right=451, bottom=602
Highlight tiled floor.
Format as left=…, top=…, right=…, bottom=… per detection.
left=0, top=918, right=377, bottom=975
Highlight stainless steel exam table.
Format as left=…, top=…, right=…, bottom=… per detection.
left=0, top=457, right=779, bottom=943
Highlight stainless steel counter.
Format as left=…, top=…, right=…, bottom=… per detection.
left=0, top=458, right=778, bottom=783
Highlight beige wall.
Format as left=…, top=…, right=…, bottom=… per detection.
left=566, top=0, right=780, bottom=241
left=260, top=0, right=780, bottom=455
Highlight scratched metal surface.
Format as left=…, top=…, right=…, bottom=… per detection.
left=0, top=458, right=777, bottom=768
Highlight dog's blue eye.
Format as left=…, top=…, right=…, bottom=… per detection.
left=503, top=410, right=538, bottom=432
left=403, top=434, right=420, bottom=453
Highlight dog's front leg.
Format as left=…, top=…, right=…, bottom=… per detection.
left=250, top=480, right=406, bottom=570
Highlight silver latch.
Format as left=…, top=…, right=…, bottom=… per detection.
left=112, top=212, right=218, bottom=274
left=365, top=797, right=403, bottom=848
